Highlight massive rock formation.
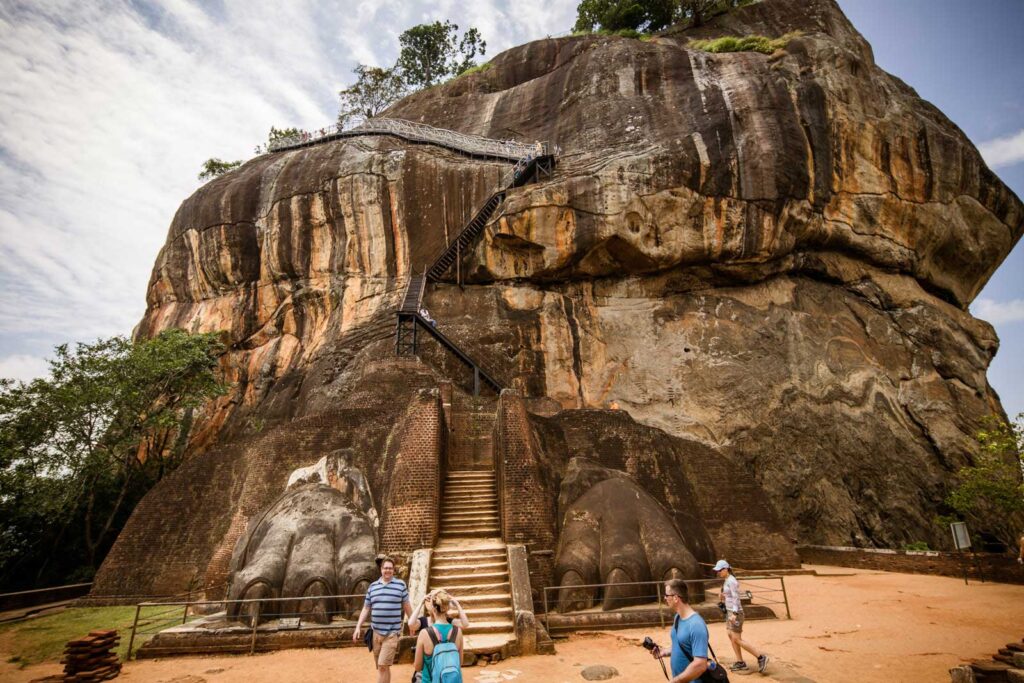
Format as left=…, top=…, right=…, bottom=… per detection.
left=92, top=0, right=1022, bottom=601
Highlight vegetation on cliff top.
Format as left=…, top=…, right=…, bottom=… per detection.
left=573, top=0, right=754, bottom=34
left=0, top=330, right=228, bottom=590
left=688, top=31, right=799, bottom=54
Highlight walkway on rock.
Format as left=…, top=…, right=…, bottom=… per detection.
left=267, top=117, right=547, bottom=162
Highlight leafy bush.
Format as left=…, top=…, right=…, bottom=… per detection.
left=944, top=414, right=1024, bottom=548
left=903, top=541, right=931, bottom=552
left=689, top=31, right=800, bottom=55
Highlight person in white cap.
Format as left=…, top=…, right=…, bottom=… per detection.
left=714, top=559, right=769, bottom=673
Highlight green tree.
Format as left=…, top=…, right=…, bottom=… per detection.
left=945, top=414, right=1024, bottom=548
left=681, top=0, right=720, bottom=27
left=0, top=330, right=227, bottom=589
left=397, top=21, right=486, bottom=89
left=574, top=0, right=677, bottom=33
left=197, top=158, right=242, bottom=181
left=337, top=65, right=408, bottom=129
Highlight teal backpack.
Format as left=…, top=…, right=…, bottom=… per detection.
left=427, top=624, right=462, bottom=683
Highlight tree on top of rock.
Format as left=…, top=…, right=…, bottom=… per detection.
left=337, top=65, right=408, bottom=130
left=397, top=20, right=486, bottom=89
left=574, top=0, right=677, bottom=33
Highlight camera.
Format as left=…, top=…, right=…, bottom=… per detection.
left=642, top=636, right=657, bottom=651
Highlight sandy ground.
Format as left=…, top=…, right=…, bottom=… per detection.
left=3, top=565, right=1023, bottom=683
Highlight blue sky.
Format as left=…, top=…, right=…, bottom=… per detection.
left=837, top=0, right=1024, bottom=418
left=0, top=0, right=1020, bottom=416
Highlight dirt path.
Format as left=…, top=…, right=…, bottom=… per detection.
left=3, top=566, right=1022, bottom=683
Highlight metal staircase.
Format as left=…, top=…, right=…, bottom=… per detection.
left=387, top=126, right=557, bottom=396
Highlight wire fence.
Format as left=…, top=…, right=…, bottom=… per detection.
left=267, top=117, right=551, bottom=161
left=541, top=575, right=791, bottom=633
left=127, top=592, right=365, bottom=659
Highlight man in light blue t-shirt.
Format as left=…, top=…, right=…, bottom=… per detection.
left=651, top=578, right=711, bottom=682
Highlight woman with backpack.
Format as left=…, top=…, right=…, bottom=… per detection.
left=413, top=589, right=464, bottom=683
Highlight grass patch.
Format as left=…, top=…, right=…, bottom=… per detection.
left=572, top=27, right=646, bottom=40
left=689, top=31, right=800, bottom=55
left=0, top=607, right=142, bottom=665
left=457, top=62, right=493, bottom=78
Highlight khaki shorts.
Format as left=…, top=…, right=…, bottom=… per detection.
left=726, top=610, right=745, bottom=633
left=372, top=632, right=400, bottom=666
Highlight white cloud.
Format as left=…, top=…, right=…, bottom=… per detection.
left=972, top=298, right=1024, bottom=325
left=0, top=0, right=576, bottom=357
left=0, top=354, right=49, bottom=382
left=977, top=129, right=1024, bottom=169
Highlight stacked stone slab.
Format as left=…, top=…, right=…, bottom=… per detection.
left=949, top=637, right=1024, bottom=682
left=34, top=630, right=121, bottom=682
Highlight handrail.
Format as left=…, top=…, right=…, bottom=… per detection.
left=400, top=313, right=502, bottom=393
left=268, top=117, right=552, bottom=162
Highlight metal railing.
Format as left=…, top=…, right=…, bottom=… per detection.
left=127, top=592, right=365, bottom=659
left=540, top=576, right=791, bottom=633
left=267, top=117, right=551, bottom=162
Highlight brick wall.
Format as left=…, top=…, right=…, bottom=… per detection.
left=495, top=392, right=556, bottom=602
left=798, top=545, right=1024, bottom=585
left=379, top=389, right=446, bottom=554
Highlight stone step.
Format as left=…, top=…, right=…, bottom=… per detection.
left=462, top=606, right=514, bottom=621
left=428, top=580, right=511, bottom=596
left=430, top=571, right=509, bottom=586
left=442, top=513, right=500, bottom=523
left=432, top=550, right=507, bottom=565
left=441, top=529, right=502, bottom=539
left=441, top=508, right=499, bottom=519
left=441, top=526, right=501, bottom=536
left=446, top=472, right=494, bottom=480
left=444, top=484, right=496, bottom=493
left=444, top=492, right=497, bottom=500
left=443, top=498, right=498, bottom=507
left=462, top=620, right=514, bottom=635
left=431, top=562, right=509, bottom=577
left=447, top=593, right=513, bottom=609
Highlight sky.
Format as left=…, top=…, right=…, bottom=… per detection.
left=0, top=0, right=1021, bottom=416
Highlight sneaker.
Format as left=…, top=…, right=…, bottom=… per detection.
left=730, top=661, right=749, bottom=671
left=757, top=654, right=769, bottom=673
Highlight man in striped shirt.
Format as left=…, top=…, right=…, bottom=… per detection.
left=353, top=557, right=412, bottom=683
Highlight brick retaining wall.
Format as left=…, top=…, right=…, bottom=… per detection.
left=797, top=545, right=1024, bottom=585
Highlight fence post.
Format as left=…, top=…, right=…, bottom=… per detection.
left=542, top=588, right=549, bottom=632
left=127, top=603, right=142, bottom=660
left=249, top=603, right=260, bottom=655
left=656, top=582, right=664, bottom=628
left=779, top=576, right=791, bottom=620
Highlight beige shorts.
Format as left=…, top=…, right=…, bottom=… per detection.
left=372, top=632, right=400, bottom=666
left=726, top=610, right=745, bottom=633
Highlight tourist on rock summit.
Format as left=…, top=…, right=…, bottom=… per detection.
left=649, top=578, right=724, bottom=682
left=408, top=588, right=469, bottom=635
left=353, top=556, right=412, bottom=683
left=413, top=589, right=464, bottom=683
left=715, top=559, right=769, bottom=673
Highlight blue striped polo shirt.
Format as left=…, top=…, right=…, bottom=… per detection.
left=365, top=577, right=409, bottom=635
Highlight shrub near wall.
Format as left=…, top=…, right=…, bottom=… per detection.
left=797, top=545, right=1024, bottom=585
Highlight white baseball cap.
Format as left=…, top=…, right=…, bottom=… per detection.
left=713, top=560, right=730, bottom=571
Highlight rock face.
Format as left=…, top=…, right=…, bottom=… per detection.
left=92, top=0, right=1022, bottom=601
